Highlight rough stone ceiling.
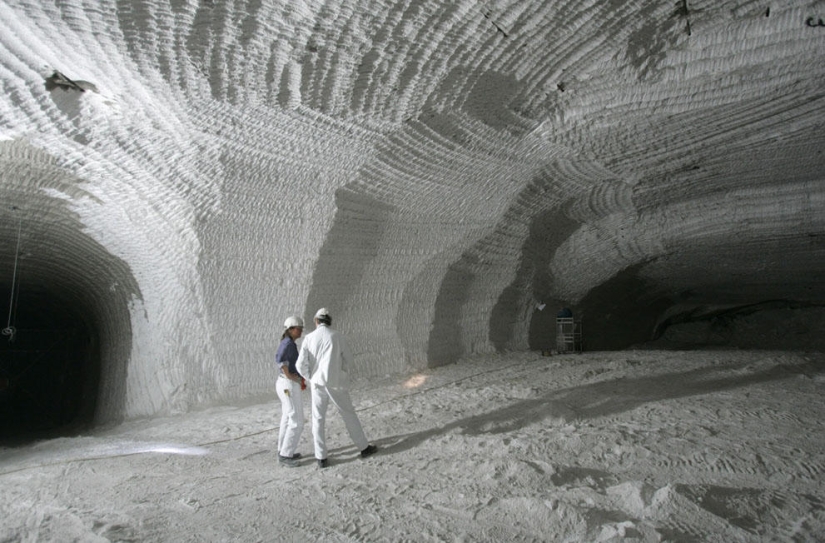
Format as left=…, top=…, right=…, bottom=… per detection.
left=0, top=0, right=823, bottom=423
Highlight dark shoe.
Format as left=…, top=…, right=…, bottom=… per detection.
left=317, top=458, right=329, bottom=469
left=279, top=455, right=299, bottom=467
left=291, top=453, right=301, bottom=459
left=360, top=445, right=378, bottom=458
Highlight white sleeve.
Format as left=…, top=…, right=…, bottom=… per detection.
left=296, top=342, right=312, bottom=380
left=340, top=335, right=352, bottom=373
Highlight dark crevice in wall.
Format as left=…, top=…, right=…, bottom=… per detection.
left=647, top=300, right=825, bottom=351
left=652, top=299, right=815, bottom=339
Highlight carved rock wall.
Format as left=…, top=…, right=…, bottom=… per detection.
left=0, top=0, right=823, bottom=422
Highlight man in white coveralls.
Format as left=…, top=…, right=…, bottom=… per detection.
left=297, top=308, right=378, bottom=468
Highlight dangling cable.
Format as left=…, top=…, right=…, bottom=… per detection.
left=3, top=212, right=22, bottom=342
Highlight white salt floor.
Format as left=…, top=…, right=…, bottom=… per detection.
left=2, top=349, right=824, bottom=542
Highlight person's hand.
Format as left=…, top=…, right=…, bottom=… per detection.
left=300, top=378, right=307, bottom=391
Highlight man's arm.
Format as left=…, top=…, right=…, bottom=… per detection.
left=339, top=334, right=352, bottom=373
left=296, top=342, right=312, bottom=380
left=280, top=364, right=302, bottom=382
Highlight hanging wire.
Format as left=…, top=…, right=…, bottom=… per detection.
left=3, top=211, right=22, bottom=342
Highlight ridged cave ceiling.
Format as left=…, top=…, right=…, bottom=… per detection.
left=0, top=0, right=823, bottom=424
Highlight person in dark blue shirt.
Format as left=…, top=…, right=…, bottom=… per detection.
left=276, top=316, right=306, bottom=467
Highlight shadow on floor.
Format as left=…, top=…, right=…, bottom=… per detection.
left=377, top=357, right=825, bottom=455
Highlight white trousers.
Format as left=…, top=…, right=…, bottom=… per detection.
left=276, top=375, right=304, bottom=457
left=310, top=384, right=368, bottom=460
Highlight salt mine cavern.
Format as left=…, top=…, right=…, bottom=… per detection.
left=0, top=0, right=823, bottom=439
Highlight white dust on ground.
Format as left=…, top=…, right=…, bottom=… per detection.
left=2, top=349, right=825, bottom=542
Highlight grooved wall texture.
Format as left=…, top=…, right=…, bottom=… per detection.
left=0, top=0, right=823, bottom=422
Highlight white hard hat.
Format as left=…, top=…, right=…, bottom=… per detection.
left=314, top=307, right=330, bottom=319
left=284, top=316, right=304, bottom=328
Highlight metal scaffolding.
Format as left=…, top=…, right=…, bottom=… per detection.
left=555, top=317, right=583, bottom=353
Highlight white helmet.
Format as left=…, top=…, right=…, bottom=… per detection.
left=283, top=316, right=304, bottom=329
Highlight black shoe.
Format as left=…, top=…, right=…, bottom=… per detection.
left=279, top=455, right=299, bottom=467
left=317, top=458, right=329, bottom=469
left=360, top=445, right=378, bottom=458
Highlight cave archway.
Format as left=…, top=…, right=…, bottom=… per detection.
left=0, top=142, right=140, bottom=443
left=0, top=217, right=139, bottom=445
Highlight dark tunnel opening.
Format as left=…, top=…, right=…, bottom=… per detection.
left=572, top=263, right=675, bottom=351
left=531, top=259, right=825, bottom=353
left=645, top=299, right=825, bottom=351
left=0, top=285, right=99, bottom=444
